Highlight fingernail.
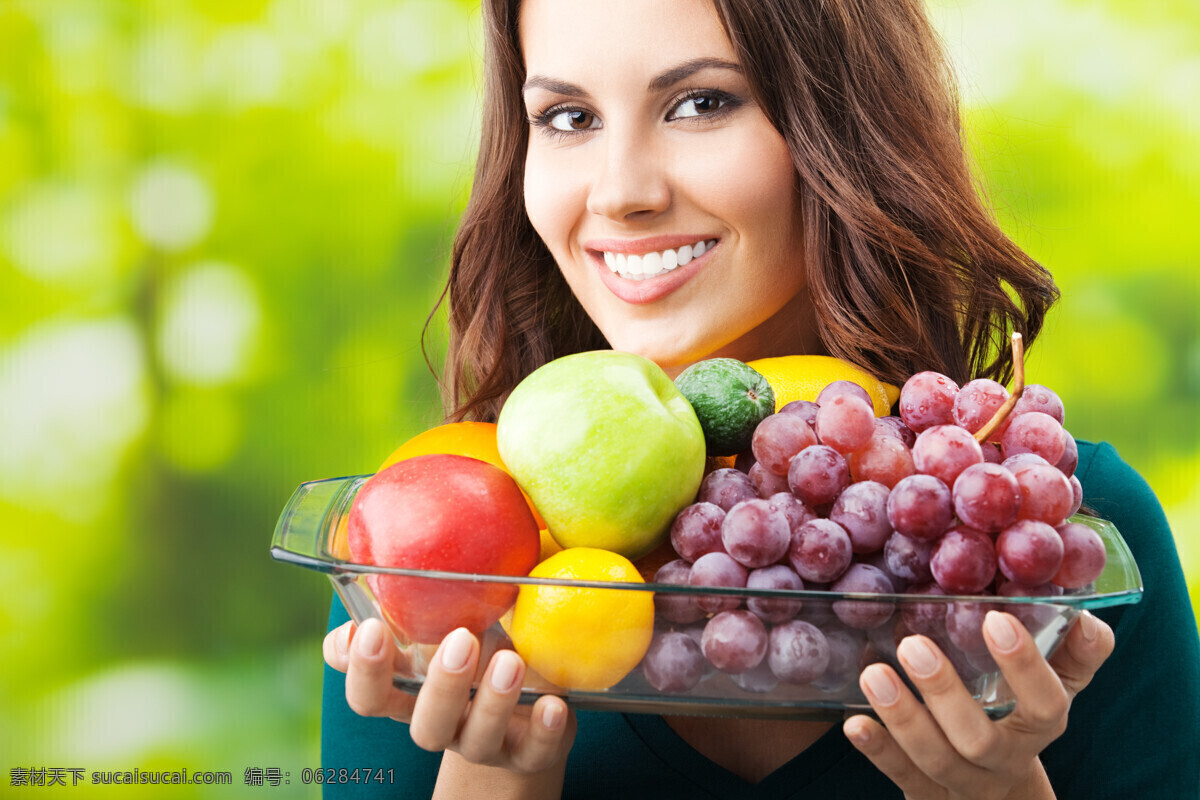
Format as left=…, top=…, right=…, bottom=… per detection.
left=335, top=624, right=352, bottom=656
left=490, top=651, right=521, bottom=691
left=542, top=703, right=564, bottom=730
left=1079, top=611, right=1099, bottom=643
left=985, top=611, right=1020, bottom=653
left=355, top=618, right=385, bottom=658
left=844, top=718, right=871, bottom=747
left=862, top=665, right=899, bottom=706
left=899, top=636, right=939, bottom=677
left=440, top=628, right=473, bottom=672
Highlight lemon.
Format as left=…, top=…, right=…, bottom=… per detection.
left=508, top=548, right=654, bottom=691
left=674, top=358, right=775, bottom=457
left=746, top=355, right=900, bottom=417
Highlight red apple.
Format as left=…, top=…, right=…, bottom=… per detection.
left=347, top=453, right=541, bottom=644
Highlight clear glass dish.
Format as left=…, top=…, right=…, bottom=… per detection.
left=272, top=475, right=1143, bottom=720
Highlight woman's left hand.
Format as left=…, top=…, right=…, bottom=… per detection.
left=843, top=609, right=1114, bottom=800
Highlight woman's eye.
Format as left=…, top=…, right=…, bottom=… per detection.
left=673, top=93, right=724, bottom=119
left=549, top=109, right=599, bottom=132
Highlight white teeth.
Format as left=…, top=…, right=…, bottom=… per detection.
left=602, top=239, right=714, bottom=280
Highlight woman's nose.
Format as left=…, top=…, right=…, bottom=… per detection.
left=585, top=133, right=671, bottom=222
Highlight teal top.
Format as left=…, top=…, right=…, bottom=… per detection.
left=320, top=441, right=1200, bottom=798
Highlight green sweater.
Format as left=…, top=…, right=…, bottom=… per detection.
left=321, top=441, right=1200, bottom=798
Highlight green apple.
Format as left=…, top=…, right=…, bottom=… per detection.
left=497, top=351, right=706, bottom=560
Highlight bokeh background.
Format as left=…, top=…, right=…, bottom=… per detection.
left=1, top=0, right=1196, bottom=795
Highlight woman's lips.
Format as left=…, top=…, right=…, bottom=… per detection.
left=587, top=238, right=719, bottom=305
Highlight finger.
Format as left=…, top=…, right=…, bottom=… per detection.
left=1046, top=610, right=1115, bottom=698
left=452, top=649, right=526, bottom=764
left=892, top=634, right=1010, bottom=773
left=509, top=695, right=576, bottom=774
left=344, top=617, right=419, bottom=722
left=408, top=627, right=480, bottom=751
left=843, top=713, right=941, bottom=797
left=980, top=611, right=1072, bottom=743
left=858, top=661, right=985, bottom=795
left=323, top=621, right=354, bottom=672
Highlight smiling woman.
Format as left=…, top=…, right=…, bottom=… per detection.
left=520, top=2, right=812, bottom=375
left=319, top=0, right=1200, bottom=797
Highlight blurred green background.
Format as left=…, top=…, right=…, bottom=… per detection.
left=0, top=0, right=1196, bottom=795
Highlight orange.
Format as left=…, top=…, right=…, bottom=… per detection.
left=507, top=548, right=655, bottom=691
left=746, top=355, right=900, bottom=417
left=379, top=421, right=547, bottom=531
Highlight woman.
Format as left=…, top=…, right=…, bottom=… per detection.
left=322, top=0, right=1200, bottom=797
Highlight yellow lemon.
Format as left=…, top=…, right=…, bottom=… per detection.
left=746, top=355, right=900, bottom=417
left=508, top=548, right=654, bottom=691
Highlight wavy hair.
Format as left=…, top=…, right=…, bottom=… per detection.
left=425, top=0, right=1058, bottom=422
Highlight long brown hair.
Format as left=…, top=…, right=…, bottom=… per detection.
left=427, top=0, right=1058, bottom=422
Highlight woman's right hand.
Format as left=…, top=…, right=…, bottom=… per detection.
left=323, top=618, right=577, bottom=776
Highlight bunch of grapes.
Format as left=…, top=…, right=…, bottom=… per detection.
left=640, top=358, right=1108, bottom=695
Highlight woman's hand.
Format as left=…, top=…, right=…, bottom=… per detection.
left=323, top=618, right=576, bottom=776
left=843, top=609, right=1115, bottom=800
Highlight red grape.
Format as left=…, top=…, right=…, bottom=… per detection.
left=899, top=371, right=959, bottom=432
left=830, top=480, right=893, bottom=553
left=654, top=559, right=706, bottom=624
left=701, top=610, right=768, bottom=674
left=815, top=394, right=875, bottom=454
left=748, top=460, right=790, bottom=498
left=817, top=379, right=873, bottom=408
left=767, top=620, right=831, bottom=684
left=642, top=631, right=706, bottom=693
left=1056, top=430, right=1078, bottom=477
left=1001, top=411, right=1066, bottom=465
left=721, top=498, right=791, bottom=568
left=746, top=564, right=805, bottom=623
left=1011, top=462, right=1073, bottom=525
left=931, top=525, right=997, bottom=594
left=912, top=424, right=984, bottom=486
left=1053, top=522, right=1107, bottom=589
left=874, top=415, right=917, bottom=448
left=698, top=467, right=757, bottom=511
left=901, top=581, right=948, bottom=636
left=848, top=434, right=915, bottom=488
left=788, top=444, right=850, bottom=506
left=953, top=378, right=1010, bottom=439
left=1012, top=384, right=1065, bottom=424
left=830, top=563, right=896, bottom=629
left=884, top=531, right=934, bottom=583
left=778, top=399, right=819, bottom=427
left=787, top=518, right=853, bottom=583
left=887, top=473, right=954, bottom=541
left=689, top=551, right=748, bottom=613
left=751, top=412, right=818, bottom=476
left=996, top=519, right=1064, bottom=586
left=669, top=502, right=727, bottom=562
left=765, top=491, right=817, bottom=533
left=952, top=462, right=1021, bottom=532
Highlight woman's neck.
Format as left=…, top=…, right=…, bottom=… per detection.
left=663, top=715, right=835, bottom=783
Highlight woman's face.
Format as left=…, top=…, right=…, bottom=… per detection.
left=520, top=0, right=818, bottom=376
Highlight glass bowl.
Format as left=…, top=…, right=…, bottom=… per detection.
left=271, top=475, right=1142, bottom=720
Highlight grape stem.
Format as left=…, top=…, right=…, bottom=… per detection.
left=974, top=332, right=1025, bottom=443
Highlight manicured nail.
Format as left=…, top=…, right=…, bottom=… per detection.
left=985, top=611, right=1020, bottom=653
left=844, top=718, right=872, bottom=747
left=1079, top=611, right=1099, bottom=643
left=542, top=702, right=564, bottom=730
left=862, top=665, right=899, bottom=706
left=355, top=618, right=385, bottom=658
left=899, top=636, right=939, bottom=677
left=335, top=624, right=352, bottom=656
left=490, top=651, right=521, bottom=691
left=440, top=628, right=473, bottom=672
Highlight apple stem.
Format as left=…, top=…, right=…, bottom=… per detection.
left=974, top=332, right=1026, bottom=444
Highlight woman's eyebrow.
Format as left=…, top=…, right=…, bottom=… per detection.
left=522, top=57, right=743, bottom=98
left=647, top=57, right=743, bottom=90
